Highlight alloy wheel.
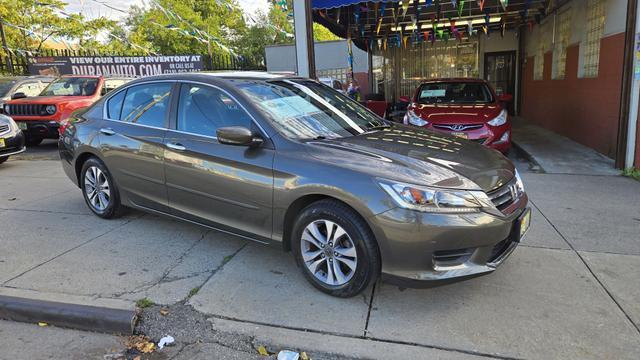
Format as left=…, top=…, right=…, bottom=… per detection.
left=300, top=219, right=358, bottom=286
left=84, top=166, right=110, bottom=212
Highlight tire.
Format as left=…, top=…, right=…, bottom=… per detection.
left=0, top=156, right=7, bottom=165
left=80, top=157, right=124, bottom=219
left=26, top=137, right=43, bottom=146
left=292, top=199, right=380, bottom=297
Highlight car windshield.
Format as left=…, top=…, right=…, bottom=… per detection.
left=40, top=77, right=99, bottom=96
left=0, top=79, right=17, bottom=97
left=416, top=82, right=494, bottom=104
left=237, top=79, right=386, bottom=140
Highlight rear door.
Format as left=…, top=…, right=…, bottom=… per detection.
left=163, top=82, right=274, bottom=241
left=99, top=81, right=175, bottom=211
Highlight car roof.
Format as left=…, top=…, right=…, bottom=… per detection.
left=419, top=78, right=487, bottom=84
left=122, top=71, right=303, bottom=88
left=0, top=75, right=53, bottom=81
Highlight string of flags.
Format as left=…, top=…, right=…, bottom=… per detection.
left=331, top=0, right=543, bottom=51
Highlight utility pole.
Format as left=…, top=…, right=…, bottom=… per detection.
left=0, top=16, right=14, bottom=74
left=293, top=0, right=316, bottom=78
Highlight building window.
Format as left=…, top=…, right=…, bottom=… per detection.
left=552, top=9, right=572, bottom=79
left=582, top=0, right=607, bottom=78
left=534, top=23, right=550, bottom=80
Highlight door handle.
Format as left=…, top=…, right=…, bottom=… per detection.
left=166, top=142, right=186, bottom=151
left=99, top=128, right=115, bottom=136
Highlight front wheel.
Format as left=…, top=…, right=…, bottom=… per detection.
left=80, top=157, right=123, bottom=219
left=0, top=156, right=7, bottom=165
left=292, top=200, right=380, bottom=297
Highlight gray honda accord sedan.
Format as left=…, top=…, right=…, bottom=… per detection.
left=59, top=72, right=530, bottom=297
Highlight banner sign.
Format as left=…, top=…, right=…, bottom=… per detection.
left=27, top=55, right=204, bottom=77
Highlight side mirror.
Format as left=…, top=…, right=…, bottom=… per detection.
left=399, top=96, right=411, bottom=103
left=11, top=92, right=26, bottom=100
left=498, top=94, right=513, bottom=103
left=217, top=126, right=263, bottom=147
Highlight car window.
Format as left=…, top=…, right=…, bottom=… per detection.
left=416, top=82, right=494, bottom=104
left=102, top=79, right=129, bottom=96
left=14, top=82, right=42, bottom=96
left=107, top=89, right=126, bottom=120
left=176, top=83, right=252, bottom=137
left=41, top=77, right=99, bottom=96
left=120, top=83, right=172, bottom=128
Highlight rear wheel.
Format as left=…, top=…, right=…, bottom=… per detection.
left=80, top=157, right=123, bottom=219
left=292, top=199, right=380, bottom=297
left=0, top=156, right=7, bottom=165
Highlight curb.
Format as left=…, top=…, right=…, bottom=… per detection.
left=0, top=295, right=137, bottom=334
left=511, top=141, right=546, bottom=173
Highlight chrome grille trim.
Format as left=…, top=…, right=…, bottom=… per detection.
left=0, top=124, right=9, bottom=135
left=433, top=124, right=484, bottom=131
left=487, top=177, right=521, bottom=212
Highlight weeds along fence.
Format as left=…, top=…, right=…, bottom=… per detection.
left=0, top=48, right=265, bottom=76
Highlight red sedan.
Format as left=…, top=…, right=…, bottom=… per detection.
left=403, top=78, right=513, bottom=153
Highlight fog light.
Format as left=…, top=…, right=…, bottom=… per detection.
left=495, top=131, right=510, bottom=144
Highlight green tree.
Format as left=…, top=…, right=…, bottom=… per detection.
left=0, top=0, right=114, bottom=53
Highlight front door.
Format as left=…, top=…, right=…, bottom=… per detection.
left=484, top=51, right=516, bottom=114
left=99, top=82, right=175, bottom=211
left=163, top=82, right=274, bottom=242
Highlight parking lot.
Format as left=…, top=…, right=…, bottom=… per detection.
left=1, top=147, right=639, bottom=358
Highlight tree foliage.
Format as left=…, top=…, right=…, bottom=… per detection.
left=0, top=0, right=114, bottom=53
left=0, top=0, right=342, bottom=64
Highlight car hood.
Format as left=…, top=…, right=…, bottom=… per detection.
left=306, top=124, right=514, bottom=192
left=412, top=103, right=502, bottom=124
left=7, top=95, right=94, bottom=104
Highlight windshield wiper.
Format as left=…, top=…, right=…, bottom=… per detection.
left=364, top=124, right=392, bottom=133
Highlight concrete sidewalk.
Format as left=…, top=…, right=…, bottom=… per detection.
left=1, top=159, right=639, bottom=359
left=512, top=117, right=620, bottom=175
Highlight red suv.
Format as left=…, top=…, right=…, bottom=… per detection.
left=4, top=75, right=131, bottom=145
left=403, top=78, right=513, bottom=153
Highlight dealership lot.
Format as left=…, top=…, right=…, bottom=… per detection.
left=1, top=158, right=639, bottom=359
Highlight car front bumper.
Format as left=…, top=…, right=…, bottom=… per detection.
left=0, top=130, right=26, bottom=158
left=425, top=123, right=512, bottom=153
left=369, top=193, right=529, bottom=288
left=14, top=120, right=60, bottom=140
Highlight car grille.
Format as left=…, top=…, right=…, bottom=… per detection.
left=470, top=138, right=488, bottom=145
left=487, top=177, right=521, bottom=212
left=433, top=124, right=484, bottom=131
left=6, top=104, right=47, bottom=116
left=0, top=124, right=9, bottom=135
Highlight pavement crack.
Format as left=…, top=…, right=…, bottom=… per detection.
left=530, top=199, right=640, bottom=336
left=111, top=230, right=211, bottom=298
left=362, top=281, right=377, bottom=337
left=182, top=242, right=248, bottom=302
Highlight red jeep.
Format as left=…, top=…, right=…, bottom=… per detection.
left=4, top=75, right=131, bottom=145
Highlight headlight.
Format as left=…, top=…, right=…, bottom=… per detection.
left=0, top=115, right=19, bottom=133
left=379, top=180, right=494, bottom=213
left=404, top=109, right=428, bottom=127
left=487, top=109, right=507, bottom=127
left=45, top=105, right=57, bottom=115
left=514, top=169, right=525, bottom=193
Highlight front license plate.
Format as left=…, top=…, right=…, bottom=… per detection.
left=0, top=138, right=5, bottom=148
left=451, top=132, right=468, bottom=139
left=17, top=122, right=27, bottom=130
left=518, top=208, right=532, bottom=241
